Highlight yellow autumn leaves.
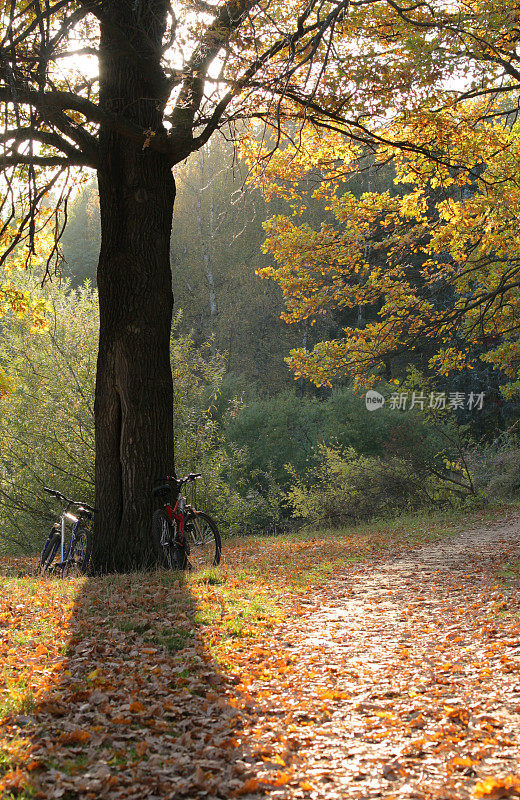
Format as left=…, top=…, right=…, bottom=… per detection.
left=0, top=233, right=51, bottom=398
left=0, top=284, right=50, bottom=396
left=244, top=97, right=520, bottom=389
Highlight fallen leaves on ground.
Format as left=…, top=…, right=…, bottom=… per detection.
left=0, top=506, right=519, bottom=798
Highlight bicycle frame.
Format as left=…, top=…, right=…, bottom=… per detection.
left=163, top=495, right=207, bottom=548
left=41, top=508, right=83, bottom=574
left=164, top=494, right=186, bottom=542
left=60, top=507, right=83, bottom=568
left=41, top=487, right=95, bottom=576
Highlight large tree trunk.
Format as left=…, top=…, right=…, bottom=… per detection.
left=92, top=1, right=176, bottom=572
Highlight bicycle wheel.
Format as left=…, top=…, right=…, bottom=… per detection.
left=39, top=531, right=60, bottom=574
left=66, top=528, right=92, bottom=575
left=184, top=511, right=221, bottom=570
left=153, top=509, right=185, bottom=569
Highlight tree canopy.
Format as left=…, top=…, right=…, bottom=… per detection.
left=0, top=0, right=359, bottom=230
left=242, top=2, right=520, bottom=391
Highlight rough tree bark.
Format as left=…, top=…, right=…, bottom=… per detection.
left=93, top=0, right=177, bottom=571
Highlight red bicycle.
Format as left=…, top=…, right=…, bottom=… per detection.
left=152, top=473, right=221, bottom=570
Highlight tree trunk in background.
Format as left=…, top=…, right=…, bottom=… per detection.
left=92, top=0, right=176, bottom=571
left=195, top=152, right=219, bottom=352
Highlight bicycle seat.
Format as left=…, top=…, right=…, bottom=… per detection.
left=77, top=506, right=93, bottom=519
left=152, top=483, right=171, bottom=496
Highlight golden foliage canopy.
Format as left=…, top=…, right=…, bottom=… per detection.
left=242, top=0, right=520, bottom=390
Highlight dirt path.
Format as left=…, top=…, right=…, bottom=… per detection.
left=235, top=514, right=520, bottom=799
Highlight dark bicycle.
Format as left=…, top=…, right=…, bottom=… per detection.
left=39, top=487, right=95, bottom=576
left=152, top=473, right=221, bottom=571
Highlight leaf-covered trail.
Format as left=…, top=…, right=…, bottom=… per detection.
left=232, top=515, right=520, bottom=798
left=1, top=511, right=520, bottom=799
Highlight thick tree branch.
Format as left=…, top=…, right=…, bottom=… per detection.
left=0, top=85, right=173, bottom=158
left=0, top=126, right=89, bottom=162
left=0, top=154, right=84, bottom=166
left=170, top=0, right=260, bottom=136
left=77, top=0, right=170, bottom=98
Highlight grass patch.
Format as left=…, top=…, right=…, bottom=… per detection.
left=193, top=567, right=225, bottom=585
left=61, top=753, right=88, bottom=774
left=118, top=619, right=151, bottom=634
left=0, top=690, right=36, bottom=720
left=151, top=626, right=192, bottom=652
left=158, top=571, right=187, bottom=588
left=497, top=556, right=520, bottom=585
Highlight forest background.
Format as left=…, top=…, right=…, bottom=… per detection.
left=1, top=130, right=519, bottom=554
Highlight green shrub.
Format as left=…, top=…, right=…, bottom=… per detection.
left=0, top=275, right=272, bottom=553
left=285, top=444, right=428, bottom=526
left=223, top=386, right=453, bottom=495
left=486, top=450, right=520, bottom=497
left=466, top=433, right=520, bottom=499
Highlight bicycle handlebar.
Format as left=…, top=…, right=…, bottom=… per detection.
left=44, top=487, right=97, bottom=513
left=154, top=473, right=202, bottom=486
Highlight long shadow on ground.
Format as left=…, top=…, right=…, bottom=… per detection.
left=2, top=568, right=264, bottom=799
